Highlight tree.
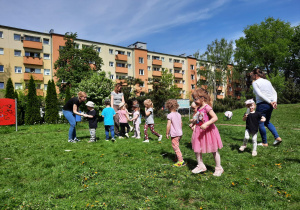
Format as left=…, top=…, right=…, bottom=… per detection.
left=74, top=71, right=114, bottom=111
left=5, top=78, right=15, bottom=99
left=25, top=76, right=41, bottom=125
left=146, top=68, right=181, bottom=112
left=234, top=17, right=294, bottom=77
left=65, top=85, right=71, bottom=104
left=195, top=38, right=234, bottom=100
left=45, top=80, right=59, bottom=124
left=54, top=32, right=104, bottom=94
left=119, top=76, right=143, bottom=102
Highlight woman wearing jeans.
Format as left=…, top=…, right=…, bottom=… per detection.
left=251, top=68, right=282, bottom=146
left=63, top=91, right=87, bottom=143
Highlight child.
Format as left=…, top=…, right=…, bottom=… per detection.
left=130, top=104, right=141, bottom=139
left=189, top=102, right=199, bottom=131
left=143, top=99, right=162, bottom=143
left=117, top=102, right=130, bottom=138
left=101, top=99, right=116, bottom=141
left=239, top=99, right=266, bottom=156
left=165, top=99, right=185, bottom=167
left=83, top=101, right=97, bottom=143
left=190, top=88, right=224, bottom=176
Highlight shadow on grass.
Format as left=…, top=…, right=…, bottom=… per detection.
left=284, top=158, right=300, bottom=163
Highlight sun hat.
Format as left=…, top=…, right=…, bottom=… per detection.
left=132, top=104, right=139, bottom=108
left=245, top=99, right=255, bottom=105
left=86, top=101, right=95, bottom=107
left=119, top=102, right=125, bottom=108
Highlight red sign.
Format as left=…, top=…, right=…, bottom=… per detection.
left=0, top=99, right=16, bottom=125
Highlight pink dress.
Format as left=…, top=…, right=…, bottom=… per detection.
left=192, top=104, right=223, bottom=153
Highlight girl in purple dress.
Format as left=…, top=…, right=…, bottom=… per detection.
left=191, top=88, right=224, bottom=176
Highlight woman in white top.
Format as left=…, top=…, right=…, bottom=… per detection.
left=251, top=68, right=282, bottom=146
left=111, top=83, right=125, bottom=136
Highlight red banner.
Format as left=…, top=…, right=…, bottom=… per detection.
left=0, top=98, right=16, bottom=125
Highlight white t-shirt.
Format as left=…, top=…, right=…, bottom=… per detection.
left=252, top=78, right=277, bottom=104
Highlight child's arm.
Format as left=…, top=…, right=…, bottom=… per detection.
left=83, top=113, right=94, bottom=118
left=200, top=109, right=218, bottom=130
left=260, top=116, right=266, bottom=122
left=243, top=114, right=248, bottom=121
left=166, top=119, right=171, bottom=139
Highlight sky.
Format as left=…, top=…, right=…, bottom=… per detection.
left=1, top=0, right=299, bottom=57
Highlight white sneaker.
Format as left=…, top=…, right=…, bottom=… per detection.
left=192, top=166, right=207, bottom=174
left=125, top=133, right=129, bottom=138
left=131, top=135, right=136, bottom=138
left=119, top=136, right=124, bottom=139
left=158, top=135, right=163, bottom=141
left=143, top=139, right=149, bottom=143
left=130, top=126, right=133, bottom=132
left=68, top=139, right=76, bottom=143
left=239, top=145, right=246, bottom=151
left=252, top=151, right=257, bottom=156
left=136, top=137, right=141, bottom=139
left=273, top=140, right=282, bottom=146
left=111, top=138, right=116, bottom=141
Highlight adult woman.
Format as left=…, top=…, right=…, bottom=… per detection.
left=251, top=68, right=282, bottom=146
left=63, top=91, right=87, bottom=143
left=111, top=84, right=125, bottom=136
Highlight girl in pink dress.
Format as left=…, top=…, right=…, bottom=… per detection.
left=191, top=88, right=224, bottom=176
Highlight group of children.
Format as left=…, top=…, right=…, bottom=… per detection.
left=81, top=88, right=264, bottom=177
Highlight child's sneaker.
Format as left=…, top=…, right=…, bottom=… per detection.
left=105, top=139, right=109, bottom=141
left=252, top=151, right=257, bottom=156
left=131, top=135, right=136, bottom=138
left=74, top=137, right=80, bottom=142
left=192, top=165, right=207, bottom=174
left=239, top=145, right=246, bottom=151
left=158, top=135, right=163, bottom=141
left=119, top=136, right=124, bottom=139
left=88, top=140, right=96, bottom=143
left=136, top=137, right=141, bottom=139
left=130, top=126, right=134, bottom=132
left=143, top=139, right=149, bottom=143
left=68, top=139, right=76, bottom=143
left=111, top=138, right=116, bottom=142
left=173, top=161, right=186, bottom=167
left=125, top=133, right=129, bottom=138
left=213, top=168, right=224, bottom=177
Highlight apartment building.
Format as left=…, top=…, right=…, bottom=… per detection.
left=0, top=25, right=212, bottom=99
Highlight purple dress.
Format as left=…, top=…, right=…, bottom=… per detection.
left=191, top=105, right=223, bottom=153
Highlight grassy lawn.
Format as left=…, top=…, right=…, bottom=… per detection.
left=0, top=104, right=299, bottom=209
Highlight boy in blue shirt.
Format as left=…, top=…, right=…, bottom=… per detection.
left=102, top=99, right=116, bottom=141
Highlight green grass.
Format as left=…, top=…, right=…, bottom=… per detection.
left=0, top=104, right=299, bottom=209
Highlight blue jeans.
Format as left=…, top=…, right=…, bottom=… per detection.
left=63, top=110, right=76, bottom=140
left=256, top=102, right=280, bottom=144
left=105, top=125, right=115, bottom=139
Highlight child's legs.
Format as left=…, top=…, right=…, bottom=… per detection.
left=135, top=123, right=140, bottom=138
left=252, top=133, right=258, bottom=151
left=89, top=128, right=96, bottom=141
left=243, top=129, right=250, bottom=146
left=171, top=136, right=183, bottom=162
left=104, top=125, right=110, bottom=139
left=195, top=153, right=206, bottom=168
left=110, top=125, right=115, bottom=138
left=120, top=123, right=125, bottom=136
left=144, top=124, right=149, bottom=140
left=212, top=151, right=222, bottom=169
left=125, top=123, right=130, bottom=133
left=148, top=124, right=160, bottom=137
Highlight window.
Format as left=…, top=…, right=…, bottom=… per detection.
left=0, top=82, right=4, bottom=89
left=25, top=68, right=41, bottom=73
left=128, top=64, right=132, bottom=69
left=109, top=49, right=113, bottom=54
left=175, top=70, right=180, bottom=73
left=14, top=34, right=21, bottom=41
left=44, top=54, right=50, bottom=59
left=127, top=52, right=131, bottom=57
left=169, top=69, right=173, bottom=73
left=161, top=57, right=165, bottom=62
left=0, top=65, right=4, bottom=72
left=44, top=69, right=50, bottom=75
left=15, top=83, right=22, bottom=90
left=74, top=43, right=80, bottom=49
left=169, top=58, right=172, bottom=62
left=174, top=59, right=180, bottom=63
left=148, top=89, right=152, bottom=92
left=116, top=51, right=125, bottom=55
left=182, top=70, right=185, bottom=75
left=191, top=84, right=195, bottom=90
left=190, top=65, right=194, bottom=70
left=25, top=52, right=40, bottom=58
left=44, top=84, right=48, bottom=90
left=139, top=69, right=144, bottom=75
left=152, top=56, right=160, bottom=60
left=140, top=82, right=144, bottom=87
left=117, top=63, right=125, bottom=67
left=109, top=62, right=114, bottom=67
left=82, top=44, right=90, bottom=49
left=96, top=47, right=101, bottom=52
left=139, top=57, right=144, bottom=63
left=182, top=60, right=185, bottom=64
left=147, top=66, right=151, bottom=71
left=24, top=35, right=40, bottom=42
left=183, top=80, right=185, bottom=84
left=14, top=50, right=21, bottom=57
left=36, top=84, right=41, bottom=89
left=0, top=31, right=3, bottom=38
left=191, top=75, right=195, bottom=80
left=0, top=48, right=3, bottom=55
left=43, top=38, right=49, bottom=45
left=153, top=67, right=160, bottom=71
left=110, top=74, right=114, bottom=79
left=147, top=55, right=150, bottom=60
left=182, top=90, right=186, bottom=94
left=15, top=66, right=22, bottom=73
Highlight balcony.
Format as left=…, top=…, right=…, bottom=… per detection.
left=200, top=75, right=206, bottom=80
left=217, top=95, right=224, bottom=99
left=23, top=56, right=43, bottom=66
left=23, top=40, right=43, bottom=50
left=152, top=59, right=162, bottom=66
left=24, top=73, right=43, bottom=81
left=116, top=79, right=127, bottom=85
left=176, top=83, right=183, bottom=89
left=174, top=62, right=182, bottom=68
left=115, top=54, right=127, bottom=62
left=152, top=71, right=162, bottom=77
left=115, top=67, right=128, bottom=74
left=174, top=73, right=183, bottom=79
